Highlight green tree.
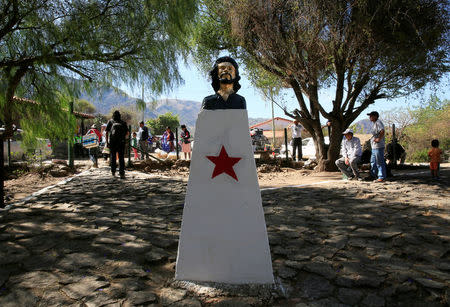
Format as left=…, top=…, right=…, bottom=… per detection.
left=106, top=106, right=139, bottom=129
left=0, top=0, right=198, bottom=138
left=74, top=99, right=96, bottom=114
left=403, top=96, right=449, bottom=161
left=147, top=112, right=180, bottom=135
left=192, top=0, right=448, bottom=170
left=0, top=0, right=198, bottom=206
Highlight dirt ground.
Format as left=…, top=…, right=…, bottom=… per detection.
left=4, top=159, right=449, bottom=205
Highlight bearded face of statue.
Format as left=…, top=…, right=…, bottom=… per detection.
left=218, top=62, right=236, bottom=84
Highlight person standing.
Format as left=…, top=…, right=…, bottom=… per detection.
left=85, top=124, right=102, bottom=168
left=180, top=124, right=192, bottom=160
left=368, top=111, right=387, bottom=182
left=162, top=126, right=175, bottom=153
left=106, top=110, right=128, bottom=179
left=138, top=121, right=150, bottom=160
left=335, top=129, right=362, bottom=180
left=131, top=132, right=139, bottom=160
left=291, top=119, right=303, bottom=161
left=428, top=139, right=443, bottom=179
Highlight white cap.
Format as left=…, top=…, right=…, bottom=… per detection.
left=342, top=129, right=353, bottom=135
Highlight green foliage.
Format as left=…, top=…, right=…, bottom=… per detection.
left=348, top=123, right=364, bottom=134
left=106, top=106, right=139, bottom=128
left=0, top=0, right=199, bottom=141
left=191, top=0, right=449, bottom=169
left=401, top=95, right=449, bottom=161
left=408, top=149, right=430, bottom=163
left=74, top=99, right=96, bottom=114
left=147, top=112, right=180, bottom=135
left=19, top=93, right=77, bottom=147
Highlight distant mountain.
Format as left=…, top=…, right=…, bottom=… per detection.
left=78, top=86, right=139, bottom=115
left=352, top=119, right=372, bottom=133
left=150, top=98, right=201, bottom=128
left=80, top=85, right=272, bottom=130
left=79, top=86, right=201, bottom=128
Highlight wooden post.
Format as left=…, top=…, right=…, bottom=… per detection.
left=392, top=123, right=397, bottom=166
left=68, top=100, right=74, bottom=168
left=7, top=138, right=11, bottom=167
left=284, top=128, right=288, bottom=161
left=271, top=99, right=276, bottom=147
left=127, top=125, right=132, bottom=167
left=176, top=127, right=179, bottom=160
left=0, top=135, right=4, bottom=208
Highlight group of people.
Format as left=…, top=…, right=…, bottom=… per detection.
left=130, top=123, right=191, bottom=160
left=335, top=111, right=443, bottom=181
left=84, top=111, right=193, bottom=179
left=335, top=111, right=386, bottom=182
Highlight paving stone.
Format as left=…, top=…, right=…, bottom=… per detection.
left=361, top=293, right=385, bottom=307
left=354, top=274, right=385, bottom=287
left=413, top=277, right=446, bottom=289
left=8, top=271, right=60, bottom=290
left=145, top=246, right=169, bottom=263
left=278, top=266, right=297, bottom=279
left=61, top=276, right=110, bottom=300
left=305, top=297, right=350, bottom=307
left=0, top=288, right=39, bottom=307
left=127, top=290, right=157, bottom=305
left=57, top=252, right=103, bottom=270
left=170, top=298, right=202, bottom=307
left=337, top=287, right=364, bottom=305
left=0, top=242, right=30, bottom=265
left=302, top=262, right=337, bottom=280
left=40, top=290, right=75, bottom=306
left=300, top=275, right=334, bottom=299
left=0, top=269, right=10, bottom=288
left=159, top=288, right=187, bottom=306
left=214, top=300, right=252, bottom=307
left=85, top=291, right=119, bottom=307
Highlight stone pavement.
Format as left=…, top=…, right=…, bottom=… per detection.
left=0, top=167, right=449, bottom=306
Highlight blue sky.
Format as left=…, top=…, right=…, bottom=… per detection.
left=122, top=60, right=449, bottom=124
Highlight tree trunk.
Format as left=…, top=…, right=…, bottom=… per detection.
left=317, top=121, right=345, bottom=172
left=0, top=135, right=5, bottom=208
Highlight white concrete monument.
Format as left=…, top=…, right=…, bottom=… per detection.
left=175, top=57, right=273, bottom=284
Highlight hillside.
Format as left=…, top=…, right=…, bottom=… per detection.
left=352, top=119, right=372, bottom=133
left=80, top=85, right=270, bottom=129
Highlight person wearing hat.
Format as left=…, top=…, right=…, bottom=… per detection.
left=335, top=129, right=362, bottom=180
left=85, top=124, right=102, bottom=168
left=138, top=120, right=150, bottom=160
left=367, top=111, right=387, bottom=182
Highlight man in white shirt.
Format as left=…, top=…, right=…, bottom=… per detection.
left=291, top=120, right=303, bottom=161
left=368, top=111, right=387, bottom=182
left=335, top=129, right=362, bottom=180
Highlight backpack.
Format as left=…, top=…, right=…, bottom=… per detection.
left=109, top=120, right=127, bottom=144
left=141, top=126, right=149, bottom=140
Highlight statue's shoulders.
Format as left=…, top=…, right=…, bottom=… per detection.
left=202, top=94, right=219, bottom=110
left=230, top=93, right=246, bottom=109
left=202, top=94, right=218, bottom=103
left=201, top=92, right=246, bottom=110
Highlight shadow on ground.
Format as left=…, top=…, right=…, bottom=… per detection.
left=0, top=169, right=448, bottom=306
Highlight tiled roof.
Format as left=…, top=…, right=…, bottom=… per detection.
left=249, top=117, right=294, bottom=129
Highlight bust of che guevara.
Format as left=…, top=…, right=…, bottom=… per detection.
left=201, top=56, right=246, bottom=110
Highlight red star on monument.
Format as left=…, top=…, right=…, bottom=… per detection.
left=206, top=145, right=242, bottom=181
